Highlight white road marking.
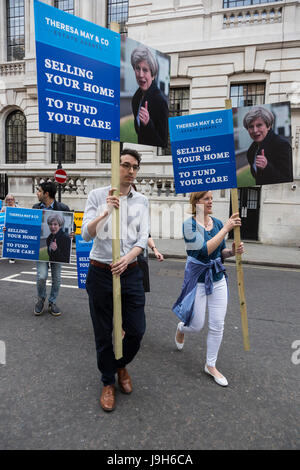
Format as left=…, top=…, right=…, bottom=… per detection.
left=0, top=258, right=79, bottom=288
left=20, top=271, right=77, bottom=278
left=0, top=277, right=78, bottom=288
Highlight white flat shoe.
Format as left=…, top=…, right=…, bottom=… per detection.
left=175, top=322, right=185, bottom=350
left=204, top=364, right=228, bottom=387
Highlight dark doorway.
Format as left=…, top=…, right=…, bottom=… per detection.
left=229, top=187, right=261, bottom=240
left=0, top=173, right=8, bottom=200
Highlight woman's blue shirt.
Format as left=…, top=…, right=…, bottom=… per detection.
left=183, top=216, right=226, bottom=283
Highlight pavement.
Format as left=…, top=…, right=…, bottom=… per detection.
left=150, top=238, right=300, bottom=269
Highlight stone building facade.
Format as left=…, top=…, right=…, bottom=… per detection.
left=0, top=0, right=299, bottom=244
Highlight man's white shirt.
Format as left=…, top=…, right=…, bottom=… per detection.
left=81, top=185, right=149, bottom=263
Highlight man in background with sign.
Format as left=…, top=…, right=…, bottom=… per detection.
left=33, top=182, right=70, bottom=317
left=82, top=148, right=149, bottom=412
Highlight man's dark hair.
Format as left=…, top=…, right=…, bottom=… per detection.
left=39, top=181, right=57, bottom=199
left=120, top=148, right=141, bottom=166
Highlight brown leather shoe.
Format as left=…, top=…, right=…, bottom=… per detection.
left=100, top=385, right=115, bottom=412
left=117, top=367, right=132, bottom=394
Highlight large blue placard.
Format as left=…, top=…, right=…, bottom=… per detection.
left=75, top=235, right=93, bottom=289
left=34, top=0, right=120, bottom=141
left=169, top=109, right=237, bottom=194
left=2, top=208, right=43, bottom=260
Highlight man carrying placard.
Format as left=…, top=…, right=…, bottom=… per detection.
left=81, top=148, right=149, bottom=412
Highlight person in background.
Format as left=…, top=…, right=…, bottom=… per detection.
left=33, top=182, right=70, bottom=317
left=2, top=194, right=17, bottom=263
left=131, top=183, right=164, bottom=292
left=173, top=191, right=244, bottom=387
left=136, top=235, right=164, bottom=293
left=148, top=236, right=164, bottom=261
left=2, top=194, right=16, bottom=209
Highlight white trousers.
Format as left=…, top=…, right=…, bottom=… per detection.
left=179, top=277, right=228, bottom=367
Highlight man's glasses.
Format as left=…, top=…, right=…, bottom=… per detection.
left=120, top=162, right=140, bottom=172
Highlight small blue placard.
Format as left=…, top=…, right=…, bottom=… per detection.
left=0, top=212, right=5, bottom=242
left=169, top=109, right=237, bottom=194
left=34, top=0, right=120, bottom=141
left=75, top=235, right=93, bottom=289
left=2, top=208, right=43, bottom=260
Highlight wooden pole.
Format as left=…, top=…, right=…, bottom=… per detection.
left=110, top=22, right=123, bottom=360
left=226, top=99, right=250, bottom=351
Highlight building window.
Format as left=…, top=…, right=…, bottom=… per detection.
left=169, top=87, right=190, bottom=117
left=101, top=141, right=111, bottom=163
left=158, top=87, right=190, bottom=155
left=107, top=0, right=128, bottom=35
left=5, top=110, right=27, bottom=163
left=51, top=134, right=76, bottom=164
left=230, top=83, right=265, bottom=107
left=6, top=0, right=25, bottom=61
left=223, top=0, right=280, bottom=7
left=54, top=0, right=74, bottom=14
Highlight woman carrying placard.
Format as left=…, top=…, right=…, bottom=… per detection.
left=173, top=191, right=244, bottom=386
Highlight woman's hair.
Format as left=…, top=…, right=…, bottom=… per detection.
left=47, top=213, right=64, bottom=228
left=243, top=106, right=274, bottom=130
left=131, top=46, right=158, bottom=78
left=5, top=194, right=15, bottom=204
left=189, top=191, right=209, bottom=216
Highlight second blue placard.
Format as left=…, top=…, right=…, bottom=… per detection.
left=169, top=109, right=237, bottom=194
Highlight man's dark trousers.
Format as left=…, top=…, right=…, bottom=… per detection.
left=86, top=263, right=146, bottom=386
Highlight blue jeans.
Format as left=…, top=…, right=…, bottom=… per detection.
left=86, top=263, right=146, bottom=386
left=36, top=261, right=62, bottom=304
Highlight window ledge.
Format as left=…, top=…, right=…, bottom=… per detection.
left=223, top=4, right=283, bottom=28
